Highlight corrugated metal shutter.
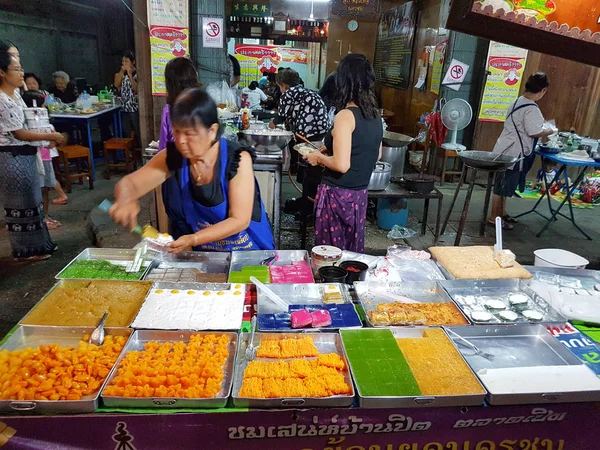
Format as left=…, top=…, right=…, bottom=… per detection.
left=191, top=0, right=228, bottom=85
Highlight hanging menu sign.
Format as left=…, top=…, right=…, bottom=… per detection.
left=331, top=0, right=380, bottom=18
left=231, top=2, right=271, bottom=18
left=373, top=2, right=417, bottom=90
left=147, top=0, right=190, bottom=96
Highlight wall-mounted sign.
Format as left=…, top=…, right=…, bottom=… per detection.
left=331, top=0, right=380, bottom=18
left=202, top=17, right=224, bottom=49
left=447, top=0, right=600, bottom=67
left=232, top=2, right=271, bottom=17
left=479, top=42, right=528, bottom=123
left=233, top=44, right=309, bottom=87
left=430, top=40, right=448, bottom=95
left=442, top=59, right=470, bottom=91
left=373, top=2, right=417, bottom=90
left=147, top=0, right=189, bottom=96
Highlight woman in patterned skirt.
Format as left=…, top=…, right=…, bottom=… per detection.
left=0, top=45, right=64, bottom=260
left=114, top=51, right=139, bottom=138
left=304, top=54, right=383, bottom=252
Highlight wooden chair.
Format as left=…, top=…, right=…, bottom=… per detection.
left=435, top=148, right=462, bottom=186
left=103, top=136, right=135, bottom=179
left=55, top=145, right=94, bottom=193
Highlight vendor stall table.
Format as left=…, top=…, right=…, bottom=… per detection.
left=50, top=106, right=123, bottom=181
left=368, top=182, right=443, bottom=244
left=515, top=151, right=600, bottom=240
left=254, top=154, right=282, bottom=248
left=0, top=402, right=596, bottom=449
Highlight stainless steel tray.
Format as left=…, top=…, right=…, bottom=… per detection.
left=144, top=251, right=230, bottom=282
left=19, top=279, right=153, bottom=328
left=232, top=332, right=355, bottom=408
left=445, top=324, right=600, bottom=405
left=228, top=250, right=313, bottom=283
left=440, top=279, right=566, bottom=325
left=101, top=330, right=237, bottom=409
left=355, top=281, right=470, bottom=327
left=524, top=265, right=600, bottom=291
left=56, top=248, right=154, bottom=280
left=0, top=326, right=131, bottom=414
left=130, top=282, right=245, bottom=331
left=257, top=283, right=352, bottom=313
left=256, top=283, right=361, bottom=332
left=348, top=327, right=486, bottom=408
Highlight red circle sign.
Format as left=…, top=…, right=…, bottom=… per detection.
left=450, top=65, right=464, bottom=80
left=206, top=22, right=220, bottom=38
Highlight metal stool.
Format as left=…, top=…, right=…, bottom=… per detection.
left=103, top=137, right=135, bottom=179
left=440, top=165, right=503, bottom=246
left=55, top=145, right=94, bottom=193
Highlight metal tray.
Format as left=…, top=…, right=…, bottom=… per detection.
left=56, top=248, right=154, bottom=280
left=345, top=327, right=486, bottom=408
left=256, top=283, right=361, bottom=331
left=440, top=279, right=566, bottom=325
left=0, top=326, right=131, bottom=414
left=232, top=332, right=355, bottom=408
left=130, top=282, right=245, bottom=331
left=445, top=324, right=600, bottom=405
left=355, top=281, right=470, bottom=327
left=144, top=251, right=230, bottom=283
left=19, top=279, right=153, bottom=328
left=228, top=250, right=313, bottom=283
left=102, top=330, right=237, bottom=409
left=524, top=265, right=600, bottom=291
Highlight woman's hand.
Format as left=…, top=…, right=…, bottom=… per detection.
left=304, top=152, right=321, bottom=167
left=108, top=201, right=140, bottom=232
left=318, top=145, right=328, bottom=154
left=167, top=234, right=197, bottom=254
left=52, top=133, right=65, bottom=145
left=268, top=120, right=276, bottom=129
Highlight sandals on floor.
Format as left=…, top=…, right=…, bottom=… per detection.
left=45, top=218, right=62, bottom=229
left=14, top=254, right=52, bottom=262
left=503, top=215, right=519, bottom=224
left=52, top=198, right=68, bottom=206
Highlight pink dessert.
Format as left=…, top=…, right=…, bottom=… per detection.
left=310, top=310, right=332, bottom=328
left=291, top=309, right=313, bottom=328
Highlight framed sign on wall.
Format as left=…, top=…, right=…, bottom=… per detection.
left=331, top=0, right=380, bottom=18
left=446, top=0, right=600, bottom=67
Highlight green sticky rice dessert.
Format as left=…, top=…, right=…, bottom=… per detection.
left=60, top=259, right=145, bottom=281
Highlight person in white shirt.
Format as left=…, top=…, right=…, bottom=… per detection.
left=489, top=72, right=554, bottom=230
left=241, top=81, right=268, bottom=110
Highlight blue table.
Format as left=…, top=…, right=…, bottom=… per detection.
left=49, top=106, right=123, bottom=180
left=515, top=151, right=600, bottom=239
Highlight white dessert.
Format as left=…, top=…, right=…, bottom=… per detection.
left=498, top=311, right=519, bottom=322
left=131, top=285, right=245, bottom=330
left=522, top=310, right=543, bottom=322
left=471, top=311, right=493, bottom=322
left=483, top=299, right=506, bottom=311
left=508, top=293, right=530, bottom=310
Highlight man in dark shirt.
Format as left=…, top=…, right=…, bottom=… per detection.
left=48, top=71, right=78, bottom=104
left=228, top=54, right=241, bottom=88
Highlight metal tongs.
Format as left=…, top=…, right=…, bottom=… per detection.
left=245, top=316, right=258, bottom=360
left=445, top=329, right=495, bottom=362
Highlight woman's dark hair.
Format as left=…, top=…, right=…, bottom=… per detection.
left=22, top=90, right=46, bottom=108
left=319, top=72, right=337, bottom=109
left=165, top=57, right=200, bottom=107
left=24, top=72, right=43, bottom=88
left=335, top=54, right=379, bottom=120
left=267, top=72, right=277, bottom=83
left=123, top=50, right=136, bottom=63
left=277, top=68, right=301, bottom=88
left=525, top=72, right=549, bottom=94
left=249, top=81, right=259, bottom=91
left=0, top=40, right=17, bottom=52
left=0, top=48, right=12, bottom=73
left=171, top=88, right=221, bottom=141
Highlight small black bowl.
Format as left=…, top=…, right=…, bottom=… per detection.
left=339, top=261, right=369, bottom=284
left=318, top=266, right=348, bottom=284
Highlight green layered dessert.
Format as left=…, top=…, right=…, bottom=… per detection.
left=341, top=329, right=421, bottom=397
left=59, top=259, right=146, bottom=281
left=229, top=265, right=271, bottom=284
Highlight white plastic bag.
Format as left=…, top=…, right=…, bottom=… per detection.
left=207, top=81, right=238, bottom=112
left=387, top=225, right=417, bottom=240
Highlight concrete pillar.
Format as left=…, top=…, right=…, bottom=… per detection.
left=191, top=0, right=228, bottom=85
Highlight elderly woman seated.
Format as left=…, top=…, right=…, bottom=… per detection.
left=48, top=71, right=78, bottom=104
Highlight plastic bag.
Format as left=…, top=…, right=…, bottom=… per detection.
left=387, top=225, right=417, bottom=240
left=207, top=81, right=238, bottom=112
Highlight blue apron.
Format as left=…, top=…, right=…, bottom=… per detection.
left=178, top=138, right=275, bottom=251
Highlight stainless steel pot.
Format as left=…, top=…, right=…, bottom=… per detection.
left=242, top=128, right=294, bottom=153
left=380, top=146, right=407, bottom=177
left=368, top=162, right=392, bottom=191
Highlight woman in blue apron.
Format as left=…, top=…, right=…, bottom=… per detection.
left=489, top=73, right=554, bottom=230
left=110, top=87, right=275, bottom=252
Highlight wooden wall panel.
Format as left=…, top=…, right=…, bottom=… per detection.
left=377, top=0, right=443, bottom=135
left=473, top=52, right=600, bottom=151
left=325, top=15, right=379, bottom=77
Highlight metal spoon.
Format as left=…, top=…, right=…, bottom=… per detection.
left=245, top=316, right=257, bottom=361
left=446, top=328, right=495, bottom=362
left=90, top=312, right=109, bottom=346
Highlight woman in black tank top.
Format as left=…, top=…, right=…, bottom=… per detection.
left=304, top=54, right=383, bottom=252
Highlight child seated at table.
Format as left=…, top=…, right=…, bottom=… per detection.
left=536, top=158, right=561, bottom=195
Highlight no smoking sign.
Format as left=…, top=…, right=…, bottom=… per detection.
left=202, top=17, right=224, bottom=48
left=442, top=59, right=469, bottom=91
